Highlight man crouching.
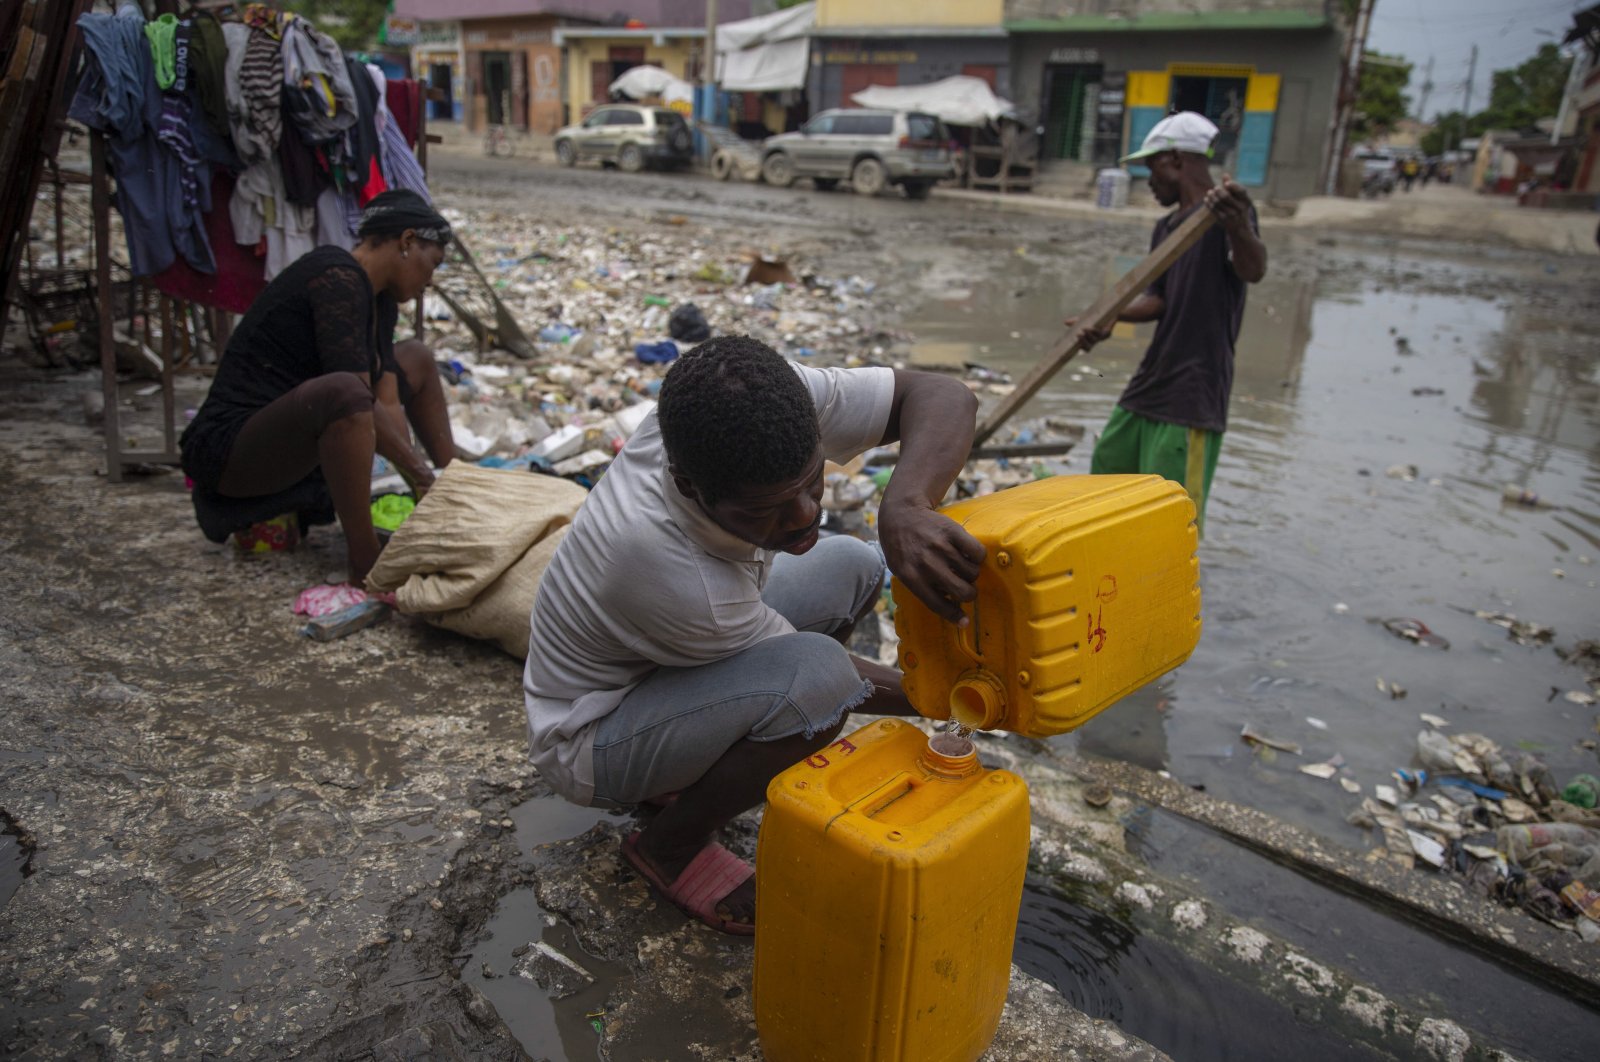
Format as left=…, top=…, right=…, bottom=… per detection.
left=523, top=335, right=983, bottom=934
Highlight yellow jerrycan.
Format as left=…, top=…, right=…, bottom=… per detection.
left=896, top=474, right=1201, bottom=736
left=753, top=719, right=1029, bottom=1062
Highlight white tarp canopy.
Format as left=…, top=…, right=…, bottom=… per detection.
left=608, top=65, right=694, bottom=107
left=715, top=1, right=813, bottom=93
left=850, top=75, right=1018, bottom=128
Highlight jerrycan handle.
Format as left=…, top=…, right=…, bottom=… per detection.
left=955, top=600, right=980, bottom=663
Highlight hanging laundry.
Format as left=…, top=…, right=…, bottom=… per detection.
left=188, top=11, right=231, bottom=140
left=231, top=160, right=315, bottom=281
left=144, top=13, right=180, bottom=90
left=70, top=3, right=214, bottom=277
left=231, top=21, right=283, bottom=165
left=281, top=16, right=357, bottom=146
left=345, top=57, right=385, bottom=205
left=384, top=77, right=421, bottom=148
left=279, top=111, right=331, bottom=208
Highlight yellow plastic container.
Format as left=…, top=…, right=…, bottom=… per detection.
left=754, top=719, right=1029, bottom=1062
left=895, top=474, right=1201, bottom=737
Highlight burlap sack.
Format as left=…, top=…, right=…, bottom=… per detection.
left=366, top=463, right=587, bottom=658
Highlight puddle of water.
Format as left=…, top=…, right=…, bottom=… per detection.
left=1125, top=806, right=1600, bottom=1062
left=468, top=796, right=622, bottom=1062
left=903, top=241, right=1600, bottom=847
left=1016, top=874, right=1390, bottom=1062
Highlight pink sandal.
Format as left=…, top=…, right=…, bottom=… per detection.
left=621, top=831, right=755, bottom=936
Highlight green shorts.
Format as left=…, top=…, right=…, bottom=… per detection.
left=1090, top=405, right=1222, bottom=532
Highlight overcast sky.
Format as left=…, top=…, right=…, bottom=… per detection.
left=1365, top=0, right=1587, bottom=119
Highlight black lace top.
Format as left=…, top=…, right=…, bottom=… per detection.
left=181, top=246, right=399, bottom=489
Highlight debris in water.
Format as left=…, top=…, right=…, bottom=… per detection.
left=1419, top=713, right=1449, bottom=728
left=1380, top=617, right=1449, bottom=650
left=1240, top=724, right=1301, bottom=756
left=1376, top=677, right=1407, bottom=699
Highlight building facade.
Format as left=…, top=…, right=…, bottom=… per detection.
left=554, top=26, right=707, bottom=120
left=807, top=0, right=1010, bottom=110
left=394, top=1, right=753, bottom=133
left=1006, top=0, right=1343, bottom=201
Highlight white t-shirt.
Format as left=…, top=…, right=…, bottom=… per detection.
left=523, top=363, right=895, bottom=804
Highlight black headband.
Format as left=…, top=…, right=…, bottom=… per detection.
left=358, top=194, right=452, bottom=245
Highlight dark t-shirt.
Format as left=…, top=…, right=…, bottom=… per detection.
left=1117, top=203, right=1257, bottom=434
left=180, top=246, right=398, bottom=488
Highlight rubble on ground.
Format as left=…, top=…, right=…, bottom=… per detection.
left=415, top=209, right=1081, bottom=534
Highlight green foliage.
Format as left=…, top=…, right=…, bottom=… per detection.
left=1480, top=43, right=1572, bottom=130
left=1421, top=43, right=1574, bottom=156
left=281, top=0, right=390, bottom=52
left=1419, top=111, right=1489, bottom=156
left=1352, top=51, right=1412, bottom=140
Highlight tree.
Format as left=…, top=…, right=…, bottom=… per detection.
left=281, top=0, right=391, bottom=53
left=1420, top=110, right=1490, bottom=157
left=1479, top=43, right=1573, bottom=130
left=1351, top=51, right=1412, bottom=141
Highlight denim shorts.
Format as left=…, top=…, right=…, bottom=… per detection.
left=591, top=535, right=884, bottom=806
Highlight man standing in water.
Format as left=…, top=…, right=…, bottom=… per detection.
left=1068, top=111, right=1267, bottom=531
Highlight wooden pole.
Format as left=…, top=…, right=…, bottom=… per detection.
left=160, top=295, right=176, bottom=458
left=92, top=131, right=121, bottom=483
left=971, top=204, right=1217, bottom=448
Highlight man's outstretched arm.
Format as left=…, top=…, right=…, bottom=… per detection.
left=875, top=369, right=986, bottom=626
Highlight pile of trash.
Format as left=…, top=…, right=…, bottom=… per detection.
left=405, top=211, right=1081, bottom=526
left=1347, top=728, right=1600, bottom=941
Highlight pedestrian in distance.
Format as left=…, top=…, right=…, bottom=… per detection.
left=180, top=189, right=457, bottom=584
left=523, top=336, right=984, bottom=934
left=1065, top=111, right=1267, bottom=532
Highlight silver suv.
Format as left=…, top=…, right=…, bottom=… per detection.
left=554, top=104, right=693, bottom=172
left=760, top=109, right=952, bottom=198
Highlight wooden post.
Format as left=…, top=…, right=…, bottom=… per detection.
left=92, top=131, right=121, bottom=483
left=971, top=204, right=1218, bottom=447
left=160, top=295, right=176, bottom=458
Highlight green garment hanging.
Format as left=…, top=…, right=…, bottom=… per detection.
left=144, top=13, right=180, bottom=91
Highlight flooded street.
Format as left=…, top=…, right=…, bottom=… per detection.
left=898, top=234, right=1600, bottom=845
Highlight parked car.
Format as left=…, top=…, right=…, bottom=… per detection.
left=1355, top=149, right=1397, bottom=197
left=760, top=109, right=953, bottom=198
left=553, top=105, right=693, bottom=172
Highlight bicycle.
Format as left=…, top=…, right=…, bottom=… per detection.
left=483, top=123, right=513, bottom=158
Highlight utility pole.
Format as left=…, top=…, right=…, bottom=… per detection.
left=1322, top=0, right=1376, bottom=195
left=1451, top=43, right=1476, bottom=155
left=1416, top=55, right=1434, bottom=120
left=698, top=0, right=719, bottom=159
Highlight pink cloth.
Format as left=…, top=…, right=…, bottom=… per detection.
left=292, top=583, right=369, bottom=617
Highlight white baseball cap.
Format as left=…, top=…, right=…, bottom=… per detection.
left=1122, top=111, right=1219, bottom=163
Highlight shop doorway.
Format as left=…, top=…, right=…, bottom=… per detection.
left=839, top=64, right=897, bottom=106
left=1041, top=64, right=1102, bottom=162
left=591, top=45, right=646, bottom=106
left=429, top=63, right=453, bottom=121
left=1170, top=74, right=1248, bottom=170
left=483, top=52, right=511, bottom=126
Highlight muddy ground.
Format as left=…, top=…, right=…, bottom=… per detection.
left=3, top=154, right=1600, bottom=1060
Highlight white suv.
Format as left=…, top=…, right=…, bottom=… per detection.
left=760, top=109, right=953, bottom=198
left=554, top=105, right=694, bottom=172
